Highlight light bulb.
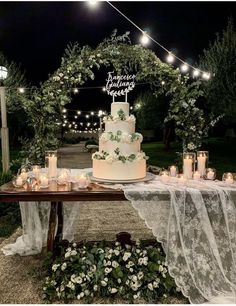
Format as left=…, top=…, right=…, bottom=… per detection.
left=74, top=115, right=78, bottom=119
left=161, top=81, right=165, bottom=85
left=77, top=111, right=81, bottom=115
left=181, top=64, right=189, bottom=72
left=102, top=87, right=106, bottom=92
left=62, top=109, right=67, bottom=113
left=91, top=111, right=94, bottom=115
left=86, top=115, right=89, bottom=119
left=166, top=53, right=175, bottom=63
left=193, top=69, right=200, bottom=77
left=73, top=88, right=79, bottom=94
left=18, top=87, right=25, bottom=93
left=88, top=0, right=98, bottom=6
left=202, top=72, right=211, bottom=80
left=140, top=32, right=150, bottom=46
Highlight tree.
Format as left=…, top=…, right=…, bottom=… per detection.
left=199, top=18, right=236, bottom=126
left=0, top=52, right=30, bottom=147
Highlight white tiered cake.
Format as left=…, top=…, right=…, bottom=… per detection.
left=92, top=102, right=147, bottom=180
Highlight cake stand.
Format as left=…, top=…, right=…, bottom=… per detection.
left=89, top=172, right=155, bottom=184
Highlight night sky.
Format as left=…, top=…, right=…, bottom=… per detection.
left=1, top=1, right=236, bottom=111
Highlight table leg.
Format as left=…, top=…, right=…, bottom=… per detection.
left=47, top=201, right=58, bottom=252
left=55, top=201, right=63, bottom=245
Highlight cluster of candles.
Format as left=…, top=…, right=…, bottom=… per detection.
left=160, top=150, right=235, bottom=186
left=13, top=150, right=90, bottom=190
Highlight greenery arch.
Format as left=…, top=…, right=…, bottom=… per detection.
left=21, top=32, right=213, bottom=164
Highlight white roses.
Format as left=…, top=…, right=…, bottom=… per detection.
left=123, top=252, right=132, bottom=261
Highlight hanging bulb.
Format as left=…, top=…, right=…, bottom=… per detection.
left=62, top=108, right=67, bottom=113
left=193, top=69, right=200, bottom=77
left=180, top=64, right=189, bottom=72
left=73, top=88, right=79, bottom=94
left=140, top=31, right=150, bottom=46
left=91, top=111, right=94, bottom=115
left=202, top=72, right=211, bottom=80
left=18, top=87, right=25, bottom=93
left=88, top=0, right=99, bottom=7
left=77, top=111, right=81, bottom=115
left=166, top=53, right=175, bottom=63
left=102, top=87, right=106, bottom=92
left=161, top=81, right=165, bottom=85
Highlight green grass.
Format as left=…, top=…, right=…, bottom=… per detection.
left=142, top=138, right=236, bottom=179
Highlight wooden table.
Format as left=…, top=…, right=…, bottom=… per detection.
left=0, top=181, right=127, bottom=253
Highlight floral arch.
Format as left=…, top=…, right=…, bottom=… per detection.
left=22, top=32, right=208, bottom=164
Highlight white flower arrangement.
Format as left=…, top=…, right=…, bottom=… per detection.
left=92, top=150, right=148, bottom=164
left=43, top=241, right=178, bottom=303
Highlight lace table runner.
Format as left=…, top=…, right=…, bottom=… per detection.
left=2, top=169, right=236, bottom=303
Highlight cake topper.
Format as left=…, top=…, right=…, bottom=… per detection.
left=105, top=71, right=136, bottom=103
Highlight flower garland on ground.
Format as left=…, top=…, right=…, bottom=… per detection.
left=43, top=241, right=181, bottom=303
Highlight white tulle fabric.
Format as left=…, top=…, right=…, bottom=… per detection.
left=2, top=168, right=236, bottom=303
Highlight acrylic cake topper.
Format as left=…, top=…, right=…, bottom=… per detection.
left=105, top=71, right=136, bottom=102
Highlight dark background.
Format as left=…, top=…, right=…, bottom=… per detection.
left=1, top=1, right=236, bottom=111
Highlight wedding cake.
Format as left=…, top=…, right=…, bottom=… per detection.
left=92, top=102, right=147, bottom=180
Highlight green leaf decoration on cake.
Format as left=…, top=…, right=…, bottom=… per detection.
left=114, top=147, right=120, bottom=155
left=117, top=109, right=126, bottom=121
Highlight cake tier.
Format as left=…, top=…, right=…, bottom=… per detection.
left=93, top=159, right=146, bottom=180
left=105, top=121, right=135, bottom=134
left=99, top=140, right=140, bottom=155
left=111, top=102, right=129, bottom=117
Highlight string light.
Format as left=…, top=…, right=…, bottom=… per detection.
left=77, top=111, right=81, bottom=115
left=161, top=81, right=165, bottom=85
left=63, top=115, right=67, bottom=119
left=106, top=1, right=211, bottom=79
left=102, top=87, right=106, bottom=92
left=73, top=88, right=79, bottom=94
left=193, top=69, right=200, bottom=77
left=90, top=111, right=94, bottom=115
left=74, top=115, right=78, bottom=119
left=18, top=87, right=25, bottom=93
left=180, top=64, right=189, bottom=72
left=62, top=109, right=67, bottom=113
left=166, top=53, right=175, bottom=64
left=86, top=114, right=90, bottom=118
left=140, top=31, right=150, bottom=46
left=88, top=0, right=99, bottom=7
left=202, top=72, right=211, bottom=80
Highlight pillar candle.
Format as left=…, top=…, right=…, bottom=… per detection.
left=170, top=166, right=177, bottom=177
left=193, top=171, right=201, bottom=181
left=48, top=154, right=57, bottom=178
left=197, top=154, right=206, bottom=177
left=183, top=155, right=193, bottom=179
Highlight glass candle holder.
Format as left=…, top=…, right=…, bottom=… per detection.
left=160, top=170, right=170, bottom=183
left=57, top=168, right=71, bottom=185
left=39, top=173, right=49, bottom=188
left=78, top=173, right=89, bottom=189
left=32, top=165, right=41, bottom=180
left=205, top=168, right=216, bottom=180
left=197, top=151, right=209, bottom=177
left=183, top=152, right=195, bottom=179
left=178, top=173, right=187, bottom=186
left=168, top=165, right=178, bottom=177
left=222, top=172, right=235, bottom=185
left=45, top=150, right=57, bottom=179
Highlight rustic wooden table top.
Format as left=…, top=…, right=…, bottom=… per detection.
left=0, top=181, right=127, bottom=202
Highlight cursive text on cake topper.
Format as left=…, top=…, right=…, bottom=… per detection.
left=105, top=71, right=136, bottom=102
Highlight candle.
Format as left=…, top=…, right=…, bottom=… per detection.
left=207, top=170, right=215, bottom=180
left=170, top=166, right=177, bottom=177
left=197, top=153, right=206, bottom=177
left=78, top=174, right=88, bottom=189
left=48, top=154, right=57, bottom=178
left=161, top=172, right=170, bottom=183
left=40, top=175, right=49, bottom=188
left=183, top=155, right=193, bottom=179
left=32, top=166, right=41, bottom=179
left=178, top=174, right=187, bottom=186
left=193, top=171, right=201, bottom=181
left=225, top=177, right=234, bottom=184
left=16, top=176, right=23, bottom=187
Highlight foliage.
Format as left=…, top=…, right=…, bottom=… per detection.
left=134, top=91, right=168, bottom=134
left=199, top=18, right=236, bottom=125
left=43, top=240, right=179, bottom=303
left=0, top=52, right=31, bottom=146
left=22, top=31, right=217, bottom=161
